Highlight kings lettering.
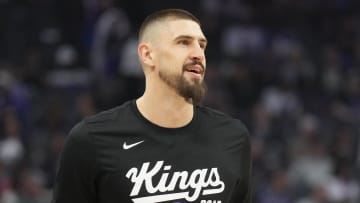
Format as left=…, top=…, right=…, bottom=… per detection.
left=125, top=161, right=225, bottom=202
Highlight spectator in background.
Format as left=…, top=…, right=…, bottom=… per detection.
left=42, top=133, right=66, bottom=189
left=15, top=169, right=51, bottom=203
left=320, top=46, right=344, bottom=96
left=325, top=160, right=360, bottom=203
left=0, top=108, right=24, bottom=173
left=330, top=126, right=358, bottom=163
left=258, top=170, right=293, bottom=203
left=296, top=185, right=329, bottom=203
left=90, top=7, right=130, bottom=78
left=0, top=160, right=17, bottom=203
left=288, top=135, right=333, bottom=198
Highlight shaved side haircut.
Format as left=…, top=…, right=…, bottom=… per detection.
left=138, top=9, right=201, bottom=42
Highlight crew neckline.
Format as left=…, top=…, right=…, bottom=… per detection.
left=130, top=100, right=199, bottom=133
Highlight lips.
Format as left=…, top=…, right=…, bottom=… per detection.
left=183, top=62, right=205, bottom=75
left=185, top=65, right=203, bottom=75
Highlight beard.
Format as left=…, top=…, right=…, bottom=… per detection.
left=158, top=65, right=206, bottom=105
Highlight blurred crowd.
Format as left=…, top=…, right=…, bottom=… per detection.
left=0, top=0, right=360, bottom=203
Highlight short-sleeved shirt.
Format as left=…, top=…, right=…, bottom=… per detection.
left=52, top=100, right=252, bottom=203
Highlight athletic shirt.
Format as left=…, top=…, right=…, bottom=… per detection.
left=52, top=100, right=252, bottom=203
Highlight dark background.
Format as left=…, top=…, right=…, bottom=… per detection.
left=0, top=0, right=359, bottom=202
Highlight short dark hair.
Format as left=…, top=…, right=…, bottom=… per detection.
left=139, top=9, right=201, bottom=41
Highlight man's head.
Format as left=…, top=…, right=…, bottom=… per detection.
left=138, top=9, right=201, bottom=42
left=138, top=9, right=207, bottom=105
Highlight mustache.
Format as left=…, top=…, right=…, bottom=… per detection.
left=183, top=61, right=205, bottom=71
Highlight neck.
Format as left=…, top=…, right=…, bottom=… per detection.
left=136, top=81, right=194, bottom=128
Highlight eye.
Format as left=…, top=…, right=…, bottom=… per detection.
left=178, top=40, right=190, bottom=46
left=200, top=43, right=207, bottom=50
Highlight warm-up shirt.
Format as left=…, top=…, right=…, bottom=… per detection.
left=52, top=100, right=252, bottom=203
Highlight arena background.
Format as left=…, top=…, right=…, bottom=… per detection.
left=0, top=0, right=359, bottom=202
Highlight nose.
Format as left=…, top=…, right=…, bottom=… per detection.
left=189, top=43, right=205, bottom=62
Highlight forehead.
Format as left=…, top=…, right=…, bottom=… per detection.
left=159, top=19, right=206, bottom=40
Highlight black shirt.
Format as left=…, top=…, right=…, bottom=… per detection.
left=52, top=100, right=252, bottom=203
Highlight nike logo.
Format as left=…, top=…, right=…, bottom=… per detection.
left=123, top=140, right=145, bottom=150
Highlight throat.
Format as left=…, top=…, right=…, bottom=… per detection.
left=136, top=97, right=194, bottom=128
left=163, top=112, right=193, bottom=128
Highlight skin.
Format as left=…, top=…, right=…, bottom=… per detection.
left=137, top=18, right=207, bottom=128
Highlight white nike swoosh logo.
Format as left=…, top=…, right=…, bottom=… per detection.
left=123, top=140, right=145, bottom=150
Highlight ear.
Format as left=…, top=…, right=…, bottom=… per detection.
left=138, top=43, right=155, bottom=69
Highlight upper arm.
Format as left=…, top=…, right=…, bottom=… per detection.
left=230, top=121, right=252, bottom=203
left=51, top=122, right=97, bottom=203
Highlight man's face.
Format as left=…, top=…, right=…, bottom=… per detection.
left=153, top=19, right=207, bottom=104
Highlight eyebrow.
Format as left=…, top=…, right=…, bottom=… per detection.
left=174, top=35, right=208, bottom=44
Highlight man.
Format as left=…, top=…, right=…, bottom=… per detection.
left=52, top=8, right=252, bottom=203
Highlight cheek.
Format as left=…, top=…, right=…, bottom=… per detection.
left=157, top=48, right=187, bottom=72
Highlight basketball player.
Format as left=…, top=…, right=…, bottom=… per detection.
left=52, top=8, right=252, bottom=203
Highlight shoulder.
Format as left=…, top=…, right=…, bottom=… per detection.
left=197, top=105, right=250, bottom=140
left=68, top=100, right=134, bottom=140
left=82, top=100, right=135, bottom=131
left=197, top=106, right=251, bottom=149
left=197, top=105, right=248, bottom=131
left=83, top=100, right=133, bottom=124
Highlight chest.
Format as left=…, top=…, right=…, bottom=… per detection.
left=92, top=130, right=243, bottom=203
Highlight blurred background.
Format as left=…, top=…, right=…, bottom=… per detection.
left=0, top=0, right=359, bottom=203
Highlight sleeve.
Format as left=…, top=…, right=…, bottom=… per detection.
left=230, top=122, right=252, bottom=203
left=51, top=121, right=97, bottom=203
